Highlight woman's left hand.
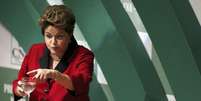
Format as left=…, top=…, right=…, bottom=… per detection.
left=27, top=69, right=56, bottom=82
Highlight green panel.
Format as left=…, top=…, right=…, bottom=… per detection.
left=0, top=0, right=47, bottom=51
left=100, top=0, right=168, bottom=101
left=170, top=0, right=201, bottom=76
left=132, top=0, right=201, bottom=101
left=64, top=0, right=168, bottom=101
left=0, top=67, right=20, bottom=101
left=29, top=0, right=48, bottom=15
left=89, top=76, right=108, bottom=101
left=151, top=49, right=173, bottom=94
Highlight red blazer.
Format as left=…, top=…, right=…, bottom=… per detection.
left=12, top=42, right=94, bottom=101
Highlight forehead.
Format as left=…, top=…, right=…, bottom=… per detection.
left=44, top=25, right=66, bottom=35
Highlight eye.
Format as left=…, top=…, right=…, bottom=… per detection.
left=56, top=34, right=65, bottom=40
left=45, top=34, right=53, bottom=39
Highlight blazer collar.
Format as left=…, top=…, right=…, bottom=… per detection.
left=39, top=36, right=78, bottom=73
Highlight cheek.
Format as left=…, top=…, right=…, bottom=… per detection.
left=58, top=39, right=70, bottom=50
left=61, top=37, right=71, bottom=45
left=59, top=40, right=70, bottom=47
left=44, top=38, right=50, bottom=46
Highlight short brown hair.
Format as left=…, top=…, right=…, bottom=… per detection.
left=39, top=5, right=75, bottom=35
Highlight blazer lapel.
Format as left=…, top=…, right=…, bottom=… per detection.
left=55, top=36, right=78, bottom=73
left=39, top=46, right=50, bottom=69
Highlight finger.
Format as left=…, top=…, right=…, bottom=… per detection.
left=17, top=86, right=24, bottom=92
left=43, top=74, right=47, bottom=80
left=33, top=72, right=40, bottom=80
left=17, top=86, right=26, bottom=96
left=39, top=73, right=44, bottom=80
left=27, top=69, right=38, bottom=75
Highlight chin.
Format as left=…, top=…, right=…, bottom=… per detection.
left=50, top=50, right=57, bottom=54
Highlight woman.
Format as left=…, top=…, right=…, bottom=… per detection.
left=12, top=5, right=94, bottom=101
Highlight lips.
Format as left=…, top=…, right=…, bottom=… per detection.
left=51, top=47, right=59, bottom=50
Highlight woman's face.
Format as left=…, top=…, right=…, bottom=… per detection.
left=44, top=25, right=71, bottom=57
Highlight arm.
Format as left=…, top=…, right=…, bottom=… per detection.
left=27, top=50, right=94, bottom=95
left=27, top=69, right=75, bottom=91
left=52, top=70, right=75, bottom=90
left=50, top=50, right=94, bottom=92
left=66, top=51, right=94, bottom=95
left=12, top=46, right=33, bottom=99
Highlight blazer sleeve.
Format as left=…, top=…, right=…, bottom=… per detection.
left=12, top=45, right=34, bottom=100
left=68, top=50, right=94, bottom=96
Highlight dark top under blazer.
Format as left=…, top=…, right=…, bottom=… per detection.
left=12, top=42, right=94, bottom=101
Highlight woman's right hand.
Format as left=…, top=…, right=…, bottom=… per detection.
left=14, top=81, right=27, bottom=97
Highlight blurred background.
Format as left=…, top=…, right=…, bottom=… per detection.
left=1, top=0, right=201, bottom=101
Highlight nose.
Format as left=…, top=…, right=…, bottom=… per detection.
left=51, top=37, right=57, bottom=45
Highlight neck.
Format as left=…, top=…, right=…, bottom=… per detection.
left=50, top=54, right=62, bottom=61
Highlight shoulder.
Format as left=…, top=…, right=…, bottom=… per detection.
left=72, top=45, right=94, bottom=62
left=76, top=45, right=94, bottom=57
left=26, top=43, right=46, bottom=54
left=30, top=43, right=46, bottom=49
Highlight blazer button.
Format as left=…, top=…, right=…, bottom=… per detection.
left=44, top=88, right=49, bottom=93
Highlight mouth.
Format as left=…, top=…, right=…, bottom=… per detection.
left=50, top=47, right=59, bottom=50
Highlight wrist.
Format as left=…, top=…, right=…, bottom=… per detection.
left=50, top=70, right=60, bottom=80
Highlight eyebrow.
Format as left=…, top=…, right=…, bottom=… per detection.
left=44, top=32, right=52, bottom=34
left=44, top=32, right=65, bottom=35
